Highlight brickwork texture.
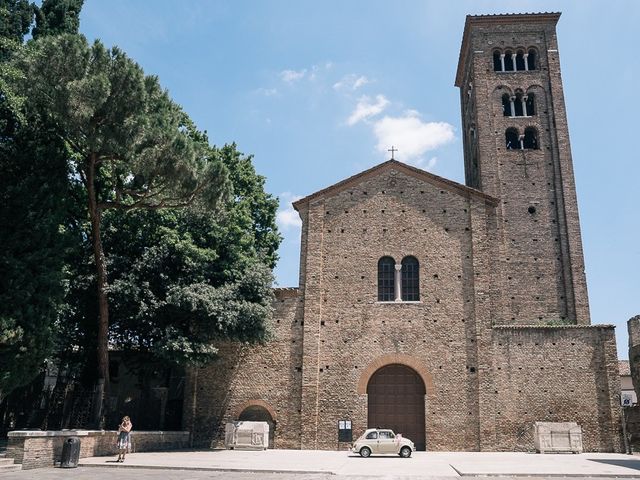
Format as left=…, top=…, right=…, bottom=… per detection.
left=185, top=13, right=622, bottom=453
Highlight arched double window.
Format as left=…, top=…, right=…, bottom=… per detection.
left=377, top=256, right=420, bottom=301
left=505, top=127, right=539, bottom=150
left=502, top=91, right=535, bottom=117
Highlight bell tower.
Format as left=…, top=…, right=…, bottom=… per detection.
left=456, top=13, right=590, bottom=325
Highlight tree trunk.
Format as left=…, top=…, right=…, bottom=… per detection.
left=87, top=153, right=110, bottom=428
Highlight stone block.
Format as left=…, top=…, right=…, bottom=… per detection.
left=534, top=422, right=583, bottom=453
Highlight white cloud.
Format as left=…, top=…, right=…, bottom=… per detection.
left=254, top=87, right=278, bottom=96
left=333, top=74, right=370, bottom=91
left=280, top=69, right=306, bottom=83
left=276, top=192, right=302, bottom=230
left=347, top=95, right=389, bottom=126
left=373, top=111, right=454, bottom=163
left=414, top=156, right=438, bottom=171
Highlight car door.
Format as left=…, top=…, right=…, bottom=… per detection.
left=365, top=431, right=379, bottom=454
left=377, top=430, right=397, bottom=453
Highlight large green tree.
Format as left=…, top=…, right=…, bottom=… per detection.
left=0, top=0, right=83, bottom=400
left=103, top=144, right=280, bottom=365
left=4, top=33, right=230, bottom=425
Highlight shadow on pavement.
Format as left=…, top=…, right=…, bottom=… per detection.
left=588, top=458, right=640, bottom=471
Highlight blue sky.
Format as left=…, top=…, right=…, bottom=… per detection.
left=79, top=1, right=638, bottom=358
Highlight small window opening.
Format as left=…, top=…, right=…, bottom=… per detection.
left=502, top=93, right=511, bottom=116
left=523, top=127, right=538, bottom=149
left=401, top=256, right=420, bottom=301
left=525, top=93, right=535, bottom=116
left=504, top=50, right=514, bottom=71
left=515, top=50, right=526, bottom=71
left=493, top=51, right=503, bottom=71
left=505, top=128, right=519, bottom=150
left=377, top=256, right=395, bottom=301
left=514, top=94, right=524, bottom=117
left=527, top=49, right=537, bottom=70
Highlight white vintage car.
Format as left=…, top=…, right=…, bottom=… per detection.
left=351, top=428, right=415, bottom=458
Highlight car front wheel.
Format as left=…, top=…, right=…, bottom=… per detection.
left=399, top=446, right=412, bottom=458
left=359, top=446, right=371, bottom=458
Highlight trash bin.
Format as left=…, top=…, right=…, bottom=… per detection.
left=60, top=437, right=81, bottom=468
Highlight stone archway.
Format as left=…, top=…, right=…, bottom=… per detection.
left=367, top=364, right=426, bottom=451
left=237, top=402, right=276, bottom=448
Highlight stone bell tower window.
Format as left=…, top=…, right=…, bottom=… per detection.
left=523, top=127, right=539, bottom=149
left=505, top=128, right=520, bottom=149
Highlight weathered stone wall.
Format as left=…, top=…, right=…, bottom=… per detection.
left=186, top=13, right=623, bottom=454
left=184, top=288, right=303, bottom=449
left=7, top=430, right=190, bottom=470
left=457, top=14, right=591, bottom=326
left=628, top=315, right=640, bottom=400
left=294, top=166, right=498, bottom=451
left=489, top=326, right=622, bottom=452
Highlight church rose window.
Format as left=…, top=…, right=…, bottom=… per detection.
left=378, top=257, right=395, bottom=301
left=401, top=256, right=420, bottom=301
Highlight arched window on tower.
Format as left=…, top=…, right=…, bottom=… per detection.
left=523, top=127, right=539, bottom=149
left=516, top=50, right=526, bottom=71
left=493, top=51, right=503, bottom=72
left=505, top=128, right=520, bottom=150
left=525, top=93, right=535, bottom=116
left=527, top=49, right=537, bottom=70
left=504, top=50, right=515, bottom=71
left=401, top=256, right=420, bottom=301
left=513, top=91, right=524, bottom=117
left=502, top=93, right=512, bottom=116
left=378, top=256, right=396, bottom=301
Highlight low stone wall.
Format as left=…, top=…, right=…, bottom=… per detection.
left=7, top=430, right=190, bottom=470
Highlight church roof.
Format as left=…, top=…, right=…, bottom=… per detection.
left=455, top=12, right=562, bottom=87
left=292, top=159, right=498, bottom=211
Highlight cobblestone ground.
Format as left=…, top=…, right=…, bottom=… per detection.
left=0, top=468, right=630, bottom=480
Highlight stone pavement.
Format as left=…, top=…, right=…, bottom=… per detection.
left=74, top=449, right=640, bottom=477
left=2, top=450, right=640, bottom=479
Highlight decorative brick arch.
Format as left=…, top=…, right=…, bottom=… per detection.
left=234, top=399, right=277, bottom=421
left=356, top=354, right=434, bottom=394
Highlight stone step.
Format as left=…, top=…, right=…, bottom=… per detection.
left=0, top=459, right=15, bottom=466
left=0, top=464, right=22, bottom=473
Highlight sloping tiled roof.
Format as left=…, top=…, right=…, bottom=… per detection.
left=292, top=159, right=498, bottom=211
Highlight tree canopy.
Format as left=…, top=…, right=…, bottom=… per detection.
left=0, top=1, right=281, bottom=418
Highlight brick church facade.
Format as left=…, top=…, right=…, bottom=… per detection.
left=183, top=13, right=623, bottom=452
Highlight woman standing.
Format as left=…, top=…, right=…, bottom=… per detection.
left=116, top=416, right=132, bottom=462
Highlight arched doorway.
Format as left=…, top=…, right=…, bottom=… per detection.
left=238, top=404, right=275, bottom=448
left=367, top=364, right=426, bottom=450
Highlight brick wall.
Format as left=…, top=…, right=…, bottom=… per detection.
left=184, top=287, right=303, bottom=449
left=7, top=430, right=190, bottom=470
left=489, top=325, right=622, bottom=452
left=185, top=13, right=623, bottom=454
left=457, top=14, right=591, bottom=326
